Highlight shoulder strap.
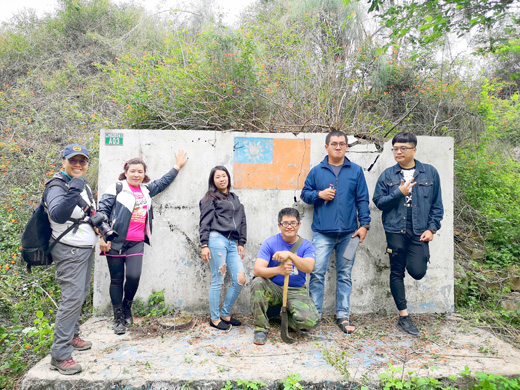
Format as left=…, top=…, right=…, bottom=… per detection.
left=46, top=223, right=78, bottom=254
left=116, top=181, right=123, bottom=196
left=43, top=177, right=86, bottom=252
left=42, top=177, right=68, bottom=206
left=44, top=177, right=68, bottom=196
left=289, top=237, right=304, bottom=254
left=84, top=184, right=95, bottom=205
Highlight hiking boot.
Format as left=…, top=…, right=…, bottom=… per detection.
left=397, top=315, right=420, bottom=337
left=253, top=331, right=268, bottom=345
left=69, top=335, right=92, bottom=351
left=113, top=304, right=126, bottom=335
left=122, top=299, right=133, bottom=326
left=50, top=357, right=82, bottom=375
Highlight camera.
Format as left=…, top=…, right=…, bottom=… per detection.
left=88, top=213, right=118, bottom=242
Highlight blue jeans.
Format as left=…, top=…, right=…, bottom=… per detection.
left=309, top=231, right=356, bottom=319
left=208, top=231, right=244, bottom=321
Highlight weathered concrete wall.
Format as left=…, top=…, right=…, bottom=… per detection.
left=93, top=130, right=454, bottom=315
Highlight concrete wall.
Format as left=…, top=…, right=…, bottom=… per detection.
left=93, top=129, right=454, bottom=315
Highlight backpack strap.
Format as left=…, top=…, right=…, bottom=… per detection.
left=43, top=177, right=69, bottom=202
left=84, top=183, right=95, bottom=208
left=43, top=176, right=89, bottom=252
left=116, top=181, right=123, bottom=196
left=46, top=223, right=79, bottom=254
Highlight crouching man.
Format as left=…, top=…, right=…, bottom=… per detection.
left=250, top=207, right=319, bottom=345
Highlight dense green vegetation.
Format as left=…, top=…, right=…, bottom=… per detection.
left=1, top=0, right=519, bottom=388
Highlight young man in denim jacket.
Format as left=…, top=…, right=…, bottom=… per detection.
left=373, top=131, right=443, bottom=337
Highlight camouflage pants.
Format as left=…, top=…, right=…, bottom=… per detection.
left=250, top=277, right=319, bottom=332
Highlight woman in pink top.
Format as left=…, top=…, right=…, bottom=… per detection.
left=98, top=151, right=187, bottom=334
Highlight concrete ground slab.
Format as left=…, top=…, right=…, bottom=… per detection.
left=22, top=314, right=520, bottom=389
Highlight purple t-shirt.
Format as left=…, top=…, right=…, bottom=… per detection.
left=256, top=233, right=316, bottom=287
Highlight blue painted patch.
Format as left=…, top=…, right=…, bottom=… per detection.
left=419, top=301, right=436, bottom=309
left=234, top=137, right=273, bottom=164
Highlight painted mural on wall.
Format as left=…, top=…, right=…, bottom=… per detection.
left=233, top=137, right=311, bottom=189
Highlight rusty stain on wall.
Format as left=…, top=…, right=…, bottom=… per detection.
left=233, top=137, right=311, bottom=189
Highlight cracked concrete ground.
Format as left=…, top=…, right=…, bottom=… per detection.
left=21, top=313, right=520, bottom=389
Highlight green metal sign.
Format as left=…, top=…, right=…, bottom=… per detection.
left=105, top=132, right=123, bottom=145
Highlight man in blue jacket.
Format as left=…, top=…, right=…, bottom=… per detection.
left=301, top=131, right=371, bottom=334
left=373, top=131, right=443, bottom=337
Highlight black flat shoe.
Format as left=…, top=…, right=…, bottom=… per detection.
left=221, top=317, right=242, bottom=326
left=209, top=320, right=232, bottom=331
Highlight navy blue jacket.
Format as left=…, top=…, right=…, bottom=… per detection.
left=301, top=156, right=371, bottom=234
left=372, top=160, right=443, bottom=235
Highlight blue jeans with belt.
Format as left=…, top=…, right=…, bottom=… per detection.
left=309, top=231, right=356, bottom=319
left=207, top=231, right=244, bottom=321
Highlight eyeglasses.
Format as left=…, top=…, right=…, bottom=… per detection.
left=279, top=221, right=300, bottom=228
left=68, top=158, right=89, bottom=166
left=329, top=142, right=347, bottom=148
left=392, top=146, right=415, bottom=152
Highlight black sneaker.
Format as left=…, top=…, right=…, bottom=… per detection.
left=397, top=315, right=420, bottom=337
left=220, top=317, right=242, bottom=326
left=209, top=320, right=232, bottom=331
left=253, top=331, right=268, bottom=345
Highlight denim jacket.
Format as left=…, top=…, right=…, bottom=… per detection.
left=372, top=160, right=443, bottom=235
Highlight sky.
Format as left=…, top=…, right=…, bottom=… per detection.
left=0, top=0, right=256, bottom=25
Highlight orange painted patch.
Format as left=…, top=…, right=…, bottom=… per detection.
left=234, top=138, right=310, bottom=189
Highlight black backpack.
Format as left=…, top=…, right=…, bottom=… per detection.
left=21, top=178, right=82, bottom=272
left=21, top=179, right=121, bottom=272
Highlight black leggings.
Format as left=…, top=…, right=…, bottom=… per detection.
left=106, top=241, right=144, bottom=306
left=385, top=222, right=429, bottom=311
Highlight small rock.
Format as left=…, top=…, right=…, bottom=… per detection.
left=511, top=276, right=520, bottom=292
left=470, top=249, right=485, bottom=260
left=512, top=147, right=520, bottom=162
left=500, top=300, right=520, bottom=311
left=454, top=265, right=466, bottom=280
left=500, top=292, right=520, bottom=311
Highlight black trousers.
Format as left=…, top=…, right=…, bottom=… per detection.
left=106, top=241, right=144, bottom=306
left=385, top=212, right=429, bottom=311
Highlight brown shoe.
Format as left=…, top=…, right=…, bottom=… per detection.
left=69, top=335, right=92, bottom=351
left=50, top=357, right=82, bottom=375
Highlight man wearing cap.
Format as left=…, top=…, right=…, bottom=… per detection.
left=44, top=144, right=97, bottom=375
